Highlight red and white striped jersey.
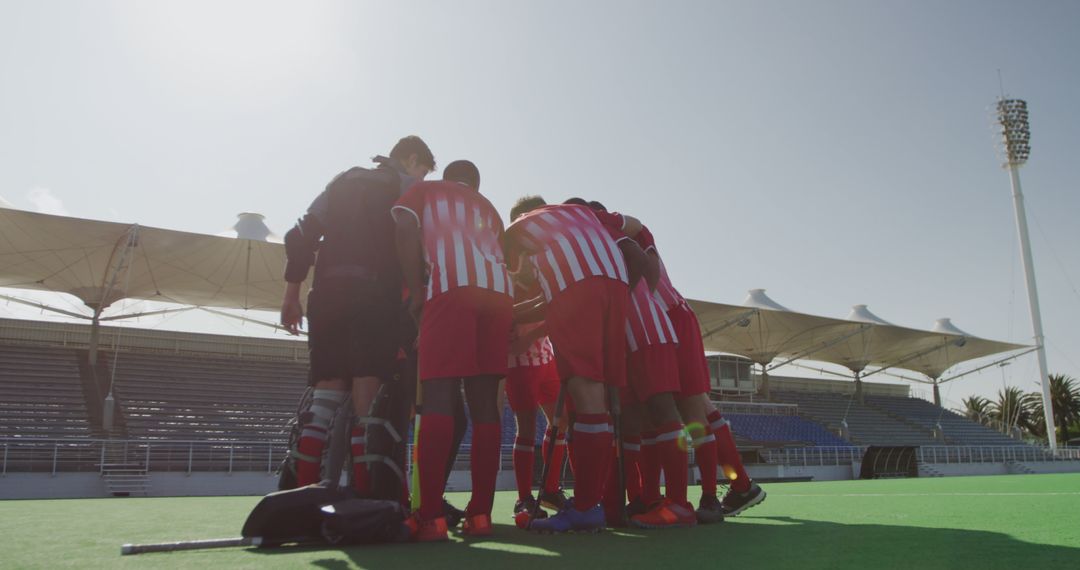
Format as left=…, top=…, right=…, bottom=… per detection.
left=625, top=278, right=679, bottom=352
left=392, top=181, right=512, bottom=300
left=504, top=204, right=629, bottom=302
left=508, top=322, right=555, bottom=368
left=634, top=226, right=685, bottom=312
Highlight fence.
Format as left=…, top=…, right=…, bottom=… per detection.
left=4, top=438, right=1078, bottom=476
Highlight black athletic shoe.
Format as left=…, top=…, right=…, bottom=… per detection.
left=696, top=494, right=725, bottom=524
left=538, top=488, right=569, bottom=511
left=443, top=498, right=465, bottom=527
left=626, top=496, right=649, bottom=518
left=514, top=496, right=548, bottom=519
left=720, top=482, right=766, bottom=517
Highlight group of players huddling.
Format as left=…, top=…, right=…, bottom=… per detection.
left=281, top=135, right=765, bottom=542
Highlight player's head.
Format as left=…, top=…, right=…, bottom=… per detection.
left=510, top=195, right=546, bottom=221
left=588, top=200, right=607, bottom=212
left=563, top=197, right=588, bottom=206
left=443, top=160, right=480, bottom=190
left=389, top=135, right=436, bottom=179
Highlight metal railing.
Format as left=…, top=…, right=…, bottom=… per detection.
left=713, top=401, right=799, bottom=416
left=4, top=438, right=1078, bottom=476
left=0, top=438, right=288, bottom=475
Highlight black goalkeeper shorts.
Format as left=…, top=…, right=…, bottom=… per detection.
left=306, top=282, right=400, bottom=385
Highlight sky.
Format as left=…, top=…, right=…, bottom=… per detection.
left=1, top=0, right=1078, bottom=411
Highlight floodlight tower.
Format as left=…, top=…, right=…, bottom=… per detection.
left=996, top=98, right=1056, bottom=451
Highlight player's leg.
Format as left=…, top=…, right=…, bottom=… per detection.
left=295, top=378, right=348, bottom=486
left=705, top=398, right=766, bottom=515
left=462, top=374, right=503, bottom=534
left=677, top=394, right=722, bottom=523
left=413, top=376, right=460, bottom=540
left=347, top=376, right=380, bottom=494
left=506, top=367, right=540, bottom=508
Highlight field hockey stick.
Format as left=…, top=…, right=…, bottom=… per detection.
left=529, top=380, right=565, bottom=526
left=608, top=385, right=628, bottom=527
left=120, top=537, right=260, bottom=555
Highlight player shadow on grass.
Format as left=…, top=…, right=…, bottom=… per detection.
left=252, top=518, right=1080, bottom=570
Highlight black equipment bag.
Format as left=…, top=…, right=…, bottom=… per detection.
left=319, top=498, right=410, bottom=545
left=242, top=484, right=353, bottom=546
left=242, top=484, right=409, bottom=548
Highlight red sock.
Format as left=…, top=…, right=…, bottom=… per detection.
left=570, top=413, right=613, bottom=512
left=640, top=431, right=662, bottom=505
left=466, top=422, right=500, bottom=517
left=692, top=426, right=718, bottom=497
left=350, top=424, right=370, bottom=494
left=543, top=433, right=566, bottom=493
left=417, top=413, right=453, bottom=520
left=655, top=421, right=689, bottom=506
left=296, top=425, right=327, bottom=487
left=709, top=410, right=750, bottom=492
left=512, top=436, right=535, bottom=501
left=622, top=435, right=643, bottom=502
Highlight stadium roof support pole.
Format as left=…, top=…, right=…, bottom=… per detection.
left=758, top=363, right=771, bottom=401
left=932, top=380, right=941, bottom=407
left=88, top=225, right=139, bottom=367
left=854, top=370, right=864, bottom=404
left=936, top=347, right=1040, bottom=385
left=997, top=97, right=1057, bottom=451
left=0, top=293, right=92, bottom=320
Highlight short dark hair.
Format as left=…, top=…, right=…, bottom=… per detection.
left=443, top=160, right=480, bottom=189
left=563, top=197, right=589, bottom=206
left=389, top=135, right=436, bottom=169
left=510, top=195, right=546, bottom=221
left=587, top=200, right=607, bottom=212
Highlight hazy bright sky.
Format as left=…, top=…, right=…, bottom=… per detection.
left=1, top=0, right=1078, bottom=408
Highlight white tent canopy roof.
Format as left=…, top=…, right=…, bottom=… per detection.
left=687, top=293, right=1028, bottom=380
left=0, top=206, right=297, bottom=312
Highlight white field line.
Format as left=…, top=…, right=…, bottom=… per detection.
left=780, top=492, right=1080, bottom=497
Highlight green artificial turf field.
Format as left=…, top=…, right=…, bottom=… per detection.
left=1, top=473, right=1078, bottom=569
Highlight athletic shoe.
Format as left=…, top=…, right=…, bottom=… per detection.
left=443, top=498, right=465, bottom=527
left=538, top=487, right=569, bottom=511
left=406, top=514, right=449, bottom=542
left=719, top=482, right=766, bottom=517
left=629, top=498, right=697, bottom=530
left=462, top=513, right=493, bottom=537
left=695, top=494, right=725, bottom=524
left=626, top=496, right=649, bottom=518
left=514, top=496, right=548, bottom=519
left=529, top=503, right=606, bottom=533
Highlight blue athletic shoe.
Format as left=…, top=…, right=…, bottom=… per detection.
left=529, top=502, right=606, bottom=533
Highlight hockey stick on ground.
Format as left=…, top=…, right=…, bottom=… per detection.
left=608, top=385, right=628, bottom=527
left=528, top=380, right=565, bottom=527
left=120, top=537, right=261, bottom=555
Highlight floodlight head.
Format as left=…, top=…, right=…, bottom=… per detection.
left=996, top=98, right=1031, bottom=167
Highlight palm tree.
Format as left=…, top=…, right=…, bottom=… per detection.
left=990, top=387, right=1036, bottom=435
left=1049, top=374, right=1080, bottom=443
left=960, top=396, right=992, bottom=424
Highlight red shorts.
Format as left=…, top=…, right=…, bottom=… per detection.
left=505, top=362, right=560, bottom=413
left=418, top=287, right=512, bottom=381
left=546, top=277, right=628, bottom=387
left=627, top=344, right=681, bottom=403
left=668, top=303, right=711, bottom=399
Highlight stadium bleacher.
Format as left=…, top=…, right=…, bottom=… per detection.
left=724, top=413, right=851, bottom=447
left=106, top=351, right=307, bottom=441
left=0, top=344, right=94, bottom=439
left=771, top=390, right=938, bottom=446
left=865, top=395, right=1026, bottom=446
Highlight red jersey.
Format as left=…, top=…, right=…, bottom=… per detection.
left=508, top=322, right=555, bottom=368
left=504, top=204, right=629, bottom=302
left=392, top=181, right=512, bottom=300
left=634, top=226, right=685, bottom=311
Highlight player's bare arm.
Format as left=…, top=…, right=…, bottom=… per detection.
left=394, top=214, right=426, bottom=323
left=513, top=294, right=547, bottom=324
left=618, top=239, right=653, bottom=291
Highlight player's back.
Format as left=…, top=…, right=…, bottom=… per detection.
left=506, top=204, right=628, bottom=300
left=394, top=180, right=510, bottom=299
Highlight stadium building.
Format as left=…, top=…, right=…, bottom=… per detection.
left=1, top=206, right=1079, bottom=500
